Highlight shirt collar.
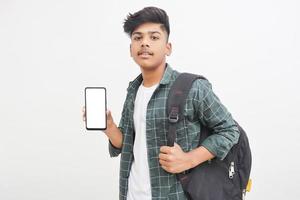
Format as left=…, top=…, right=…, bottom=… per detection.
left=127, top=63, right=174, bottom=92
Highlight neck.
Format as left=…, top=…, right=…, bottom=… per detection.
left=140, top=61, right=166, bottom=87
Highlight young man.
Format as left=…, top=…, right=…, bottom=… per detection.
left=83, top=6, right=239, bottom=200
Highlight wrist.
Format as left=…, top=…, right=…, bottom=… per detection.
left=186, top=148, right=205, bottom=169
left=186, top=151, right=197, bottom=170
left=186, top=146, right=215, bottom=170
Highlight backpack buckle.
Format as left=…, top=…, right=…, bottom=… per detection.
left=169, top=107, right=179, bottom=123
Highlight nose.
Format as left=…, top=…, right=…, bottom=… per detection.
left=141, top=43, right=149, bottom=48
left=141, top=37, right=150, bottom=48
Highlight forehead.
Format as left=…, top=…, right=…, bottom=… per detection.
left=132, top=22, right=166, bottom=35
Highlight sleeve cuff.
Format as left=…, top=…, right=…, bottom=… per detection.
left=108, top=140, right=122, bottom=157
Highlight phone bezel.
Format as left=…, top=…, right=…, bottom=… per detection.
left=84, top=87, right=107, bottom=130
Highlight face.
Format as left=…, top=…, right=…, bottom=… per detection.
left=130, top=22, right=172, bottom=71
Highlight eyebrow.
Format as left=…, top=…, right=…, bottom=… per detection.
left=132, top=31, right=162, bottom=36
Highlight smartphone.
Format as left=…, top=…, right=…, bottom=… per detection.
left=84, top=87, right=107, bottom=130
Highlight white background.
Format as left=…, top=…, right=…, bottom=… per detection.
left=0, top=0, right=299, bottom=199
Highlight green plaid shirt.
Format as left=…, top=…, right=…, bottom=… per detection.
left=109, top=64, right=240, bottom=200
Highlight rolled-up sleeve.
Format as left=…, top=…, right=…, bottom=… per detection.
left=109, top=139, right=122, bottom=157
left=195, top=79, right=240, bottom=160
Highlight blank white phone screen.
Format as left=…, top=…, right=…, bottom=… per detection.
left=85, top=87, right=106, bottom=130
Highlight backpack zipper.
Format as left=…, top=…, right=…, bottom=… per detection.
left=229, top=161, right=235, bottom=179
left=242, top=189, right=246, bottom=200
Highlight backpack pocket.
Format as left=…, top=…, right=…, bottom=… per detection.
left=178, top=159, right=242, bottom=200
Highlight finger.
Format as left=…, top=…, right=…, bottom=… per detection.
left=160, top=164, right=169, bottom=172
left=160, top=146, right=172, bottom=154
left=82, top=107, right=86, bottom=122
left=82, top=106, right=86, bottom=121
left=161, top=164, right=167, bottom=170
left=161, top=165, right=174, bottom=174
left=159, top=159, right=170, bottom=167
left=159, top=153, right=170, bottom=161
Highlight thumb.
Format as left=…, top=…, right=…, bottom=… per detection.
left=174, top=143, right=182, bottom=150
left=106, top=110, right=114, bottom=122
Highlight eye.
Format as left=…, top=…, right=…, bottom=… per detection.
left=133, top=36, right=142, bottom=41
left=151, top=36, right=159, bottom=40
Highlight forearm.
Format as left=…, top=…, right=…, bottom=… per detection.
left=187, top=146, right=215, bottom=169
left=104, top=124, right=123, bottom=149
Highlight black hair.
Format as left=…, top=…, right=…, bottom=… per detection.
left=123, top=7, right=170, bottom=39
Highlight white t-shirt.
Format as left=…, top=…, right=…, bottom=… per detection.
left=127, top=82, right=158, bottom=200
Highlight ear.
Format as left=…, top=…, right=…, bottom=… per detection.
left=166, top=42, right=172, bottom=56
left=130, top=44, right=133, bottom=57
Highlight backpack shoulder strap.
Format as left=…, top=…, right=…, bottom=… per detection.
left=166, top=72, right=206, bottom=146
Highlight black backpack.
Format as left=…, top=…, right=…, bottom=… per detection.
left=166, top=73, right=252, bottom=200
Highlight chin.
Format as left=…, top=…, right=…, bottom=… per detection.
left=136, top=60, right=155, bottom=70
left=140, top=63, right=156, bottom=69
left=135, top=59, right=164, bottom=71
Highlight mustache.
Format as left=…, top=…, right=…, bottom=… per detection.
left=138, top=49, right=154, bottom=55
